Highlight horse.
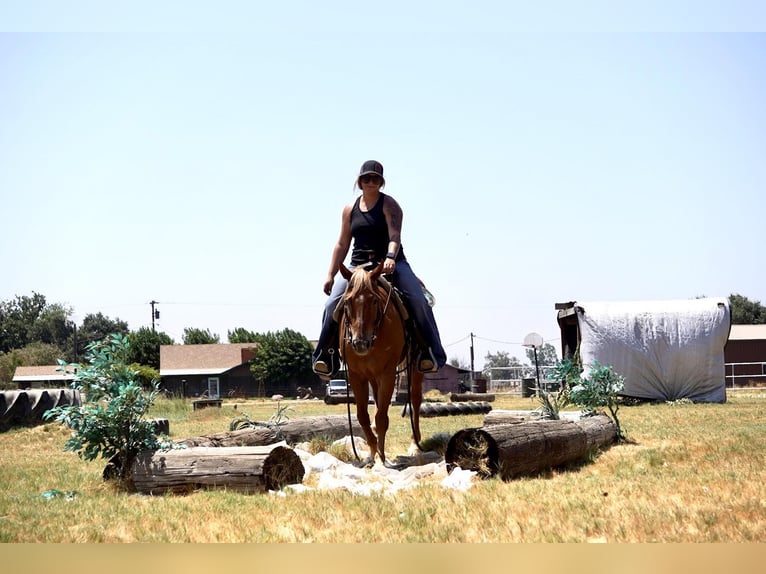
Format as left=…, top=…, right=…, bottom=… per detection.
left=337, top=261, right=424, bottom=465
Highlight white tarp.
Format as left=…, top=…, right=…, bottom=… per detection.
left=575, top=297, right=731, bottom=403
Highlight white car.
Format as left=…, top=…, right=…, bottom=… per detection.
left=324, top=379, right=374, bottom=405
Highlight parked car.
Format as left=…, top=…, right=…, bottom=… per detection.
left=324, top=379, right=374, bottom=405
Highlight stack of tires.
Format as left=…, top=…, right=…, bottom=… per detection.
left=0, top=389, right=82, bottom=430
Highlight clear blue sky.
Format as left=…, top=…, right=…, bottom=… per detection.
left=2, top=3, right=765, bottom=369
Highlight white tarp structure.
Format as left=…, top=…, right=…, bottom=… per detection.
left=574, top=297, right=731, bottom=403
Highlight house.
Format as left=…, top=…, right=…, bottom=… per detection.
left=13, top=365, right=75, bottom=389
left=159, top=343, right=259, bottom=398
left=724, top=324, right=766, bottom=387
left=421, top=363, right=474, bottom=394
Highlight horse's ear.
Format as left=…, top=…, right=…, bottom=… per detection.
left=339, top=263, right=352, bottom=280
left=370, top=260, right=384, bottom=280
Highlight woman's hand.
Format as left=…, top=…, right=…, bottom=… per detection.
left=323, top=276, right=334, bottom=295
left=383, top=257, right=396, bottom=275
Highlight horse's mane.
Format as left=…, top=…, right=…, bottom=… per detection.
left=344, top=267, right=376, bottom=301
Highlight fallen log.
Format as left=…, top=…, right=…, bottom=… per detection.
left=445, top=414, right=617, bottom=480
left=130, top=442, right=304, bottom=495
left=450, top=392, right=495, bottom=403
left=483, top=410, right=583, bottom=426
left=178, top=414, right=364, bottom=447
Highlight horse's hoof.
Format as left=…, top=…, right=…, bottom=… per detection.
left=407, top=443, right=422, bottom=457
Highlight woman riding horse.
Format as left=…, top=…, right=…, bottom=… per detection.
left=312, top=159, right=446, bottom=379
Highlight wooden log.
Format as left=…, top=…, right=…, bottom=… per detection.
left=445, top=414, right=617, bottom=480
left=130, top=443, right=305, bottom=494
left=483, top=410, right=543, bottom=425
left=449, top=392, right=495, bottom=403
left=179, top=414, right=364, bottom=447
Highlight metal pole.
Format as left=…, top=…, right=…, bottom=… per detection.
left=470, top=332, right=475, bottom=380
left=150, top=300, right=158, bottom=331
left=534, top=347, right=541, bottom=396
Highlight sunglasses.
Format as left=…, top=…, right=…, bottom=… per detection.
left=360, top=174, right=382, bottom=185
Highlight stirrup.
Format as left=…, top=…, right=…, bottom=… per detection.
left=417, top=348, right=438, bottom=374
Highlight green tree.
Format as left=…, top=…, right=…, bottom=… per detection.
left=729, top=293, right=766, bottom=324
left=182, top=327, right=220, bottom=345
left=482, top=350, right=523, bottom=380
left=524, top=342, right=559, bottom=366
left=248, top=328, right=313, bottom=387
left=74, top=313, right=129, bottom=359
left=127, top=327, right=174, bottom=369
left=228, top=327, right=259, bottom=343
left=0, top=292, right=50, bottom=352
left=29, top=303, right=74, bottom=352
left=44, top=334, right=173, bottom=481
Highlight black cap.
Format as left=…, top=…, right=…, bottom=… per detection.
left=358, top=160, right=384, bottom=183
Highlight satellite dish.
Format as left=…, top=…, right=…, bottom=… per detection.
left=523, top=332, right=544, bottom=349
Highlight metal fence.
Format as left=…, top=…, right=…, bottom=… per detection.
left=725, top=362, right=766, bottom=387
left=485, top=365, right=558, bottom=393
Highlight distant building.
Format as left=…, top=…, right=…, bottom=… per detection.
left=724, top=324, right=766, bottom=386
left=13, top=365, right=75, bottom=389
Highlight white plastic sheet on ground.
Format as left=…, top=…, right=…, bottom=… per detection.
left=273, top=437, right=476, bottom=496
left=574, top=297, right=731, bottom=403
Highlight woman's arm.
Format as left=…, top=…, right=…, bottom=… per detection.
left=323, top=204, right=353, bottom=294
left=382, top=195, right=403, bottom=274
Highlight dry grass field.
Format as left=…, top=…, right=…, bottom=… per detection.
left=1, top=389, right=765, bottom=542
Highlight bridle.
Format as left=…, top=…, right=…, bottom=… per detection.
left=341, top=278, right=394, bottom=353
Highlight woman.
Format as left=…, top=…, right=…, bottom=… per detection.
left=312, top=159, right=447, bottom=379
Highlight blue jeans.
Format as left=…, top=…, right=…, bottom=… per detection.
left=313, top=260, right=447, bottom=369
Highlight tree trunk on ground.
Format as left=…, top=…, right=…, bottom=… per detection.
left=178, top=414, right=364, bottom=447
left=445, top=414, right=617, bottom=480
left=450, top=392, right=495, bottom=403
left=130, top=443, right=304, bottom=494
left=483, top=410, right=544, bottom=425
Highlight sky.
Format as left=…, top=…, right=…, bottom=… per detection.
left=1, top=2, right=765, bottom=370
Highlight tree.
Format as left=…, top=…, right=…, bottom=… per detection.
left=249, top=328, right=313, bottom=387
left=524, top=343, right=559, bottom=366
left=182, top=327, right=220, bottom=345
left=482, top=350, right=523, bottom=380
left=228, top=327, right=259, bottom=343
left=74, top=313, right=129, bottom=359
left=29, top=303, right=74, bottom=352
left=43, top=334, right=173, bottom=482
left=127, top=327, right=174, bottom=369
left=729, top=293, right=766, bottom=324
left=0, top=292, right=50, bottom=353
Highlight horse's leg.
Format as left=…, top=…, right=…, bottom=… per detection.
left=407, top=369, right=424, bottom=455
left=373, top=372, right=396, bottom=464
left=349, top=377, right=377, bottom=463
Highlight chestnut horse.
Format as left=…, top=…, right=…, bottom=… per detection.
left=338, top=261, right=423, bottom=464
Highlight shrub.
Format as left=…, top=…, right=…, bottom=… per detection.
left=43, top=333, right=174, bottom=482
left=536, top=356, right=582, bottom=419
left=569, top=360, right=626, bottom=440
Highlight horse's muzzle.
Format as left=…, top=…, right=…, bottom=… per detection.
left=351, top=338, right=372, bottom=355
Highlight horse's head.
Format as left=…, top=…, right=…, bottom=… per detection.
left=339, top=261, right=385, bottom=356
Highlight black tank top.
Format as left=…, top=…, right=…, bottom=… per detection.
left=349, top=193, right=406, bottom=265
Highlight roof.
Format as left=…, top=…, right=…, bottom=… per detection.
left=13, top=365, right=76, bottom=382
left=728, top=324, right=766, bottom=341
left=159, top=343, right=258, bottom=376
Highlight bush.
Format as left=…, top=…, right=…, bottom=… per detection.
left=44, top=333, right=174, bottom=482
left=569, top=360, right=626, bottom=440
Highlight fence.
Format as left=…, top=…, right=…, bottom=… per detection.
left=485, top=365, right=557, bottom=393
left=725, top=362, right=766, bottom=387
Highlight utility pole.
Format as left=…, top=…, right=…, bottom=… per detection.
left=470, top=332, right=475, bottom=380
left=150, top=300, right=160, bottom=331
